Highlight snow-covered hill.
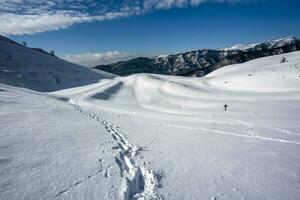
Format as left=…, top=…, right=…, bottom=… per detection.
left=95, top=36, right=300, bottom=77
left=83, top=51, right=300, bottom=116
left=1, top=40, right=300, bottom=199
left=0, top=35, right=113, bottom=92
left=59, top=51, right=300, bottom=200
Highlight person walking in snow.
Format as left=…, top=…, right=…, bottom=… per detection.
left=224, top=104, right=228, bottom=111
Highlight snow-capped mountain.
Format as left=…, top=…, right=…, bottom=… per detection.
left=0, top=35, right=112, bottom=92
left=95, top=36, right=300, bottom=76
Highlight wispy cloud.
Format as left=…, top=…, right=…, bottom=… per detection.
left=0, top=0, right=254, bottom=35
left=1, top=12, right=91, bottom=35
left=62, top=51, right=135, bottom=67
left=0, top=0, right=143, bottom=35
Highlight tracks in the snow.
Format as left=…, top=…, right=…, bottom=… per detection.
left=73, top=105, right=160, bottom=200
left=135, top=120, right=300, bottom=145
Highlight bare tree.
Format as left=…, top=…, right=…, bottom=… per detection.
left=22, top=41, right=27, bottom=47
left=50, top=50, right=55, bottom=56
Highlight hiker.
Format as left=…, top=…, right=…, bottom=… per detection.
left=224, top=104, right=228, bottom=111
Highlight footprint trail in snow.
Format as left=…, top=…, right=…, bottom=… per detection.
left=73, top=105, right=161, bottom=200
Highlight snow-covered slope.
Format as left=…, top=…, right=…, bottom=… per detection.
left=1, top=50, right=300, bottom=200
left=53, top=51, right=300, bottom=199
left=81, top=51, right=300, bottom=116
left=0, top=35, right=113, bottom=92
left=0, top=85, right=119, bottom=199
left=205, top=51, right=300, bottom=92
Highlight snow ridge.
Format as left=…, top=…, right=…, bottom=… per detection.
left=72, top=105, right=160, bottom=200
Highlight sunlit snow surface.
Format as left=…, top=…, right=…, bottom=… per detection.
left=1, top=51, right=300, bottom=200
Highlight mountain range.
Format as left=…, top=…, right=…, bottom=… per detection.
left=94, top=36, right=300, bottom=77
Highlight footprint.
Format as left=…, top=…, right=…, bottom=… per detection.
left=75, top=181, right=83, bottom=186
left=217, top=174, right=224, bottom=179
left=217, top=192, right=225, bottom=197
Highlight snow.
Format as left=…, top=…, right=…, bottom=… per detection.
left=1, top=43, right=300, bottom=200
left=205, top=52, right=300, bottom=92
left=0, top=85, right=120, bottom=199
left=222, top=43, right=257, bottom=51
left=157, top=55, right=168, bottom=58
left=222, top=36, right=298, bottom=51
left=264, top=36, right=298, bottom=49
left=0, top=37, right=114, bottom=92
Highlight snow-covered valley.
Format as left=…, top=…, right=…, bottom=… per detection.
left=1, top=37, right=300, bottom=200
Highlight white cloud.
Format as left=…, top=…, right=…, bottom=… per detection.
left=0, top=12, right=91, bottom=35
left=0, top=0, right=255, bottom=36
left=0, top=0, right=143, bottom=35
left=62, top=51, right=135, bottom=67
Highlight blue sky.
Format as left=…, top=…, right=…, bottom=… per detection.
left=1, top=0, right=300, bottom=66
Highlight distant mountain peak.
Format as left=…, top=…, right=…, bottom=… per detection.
left=223, top=36, right=299, bottom=51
